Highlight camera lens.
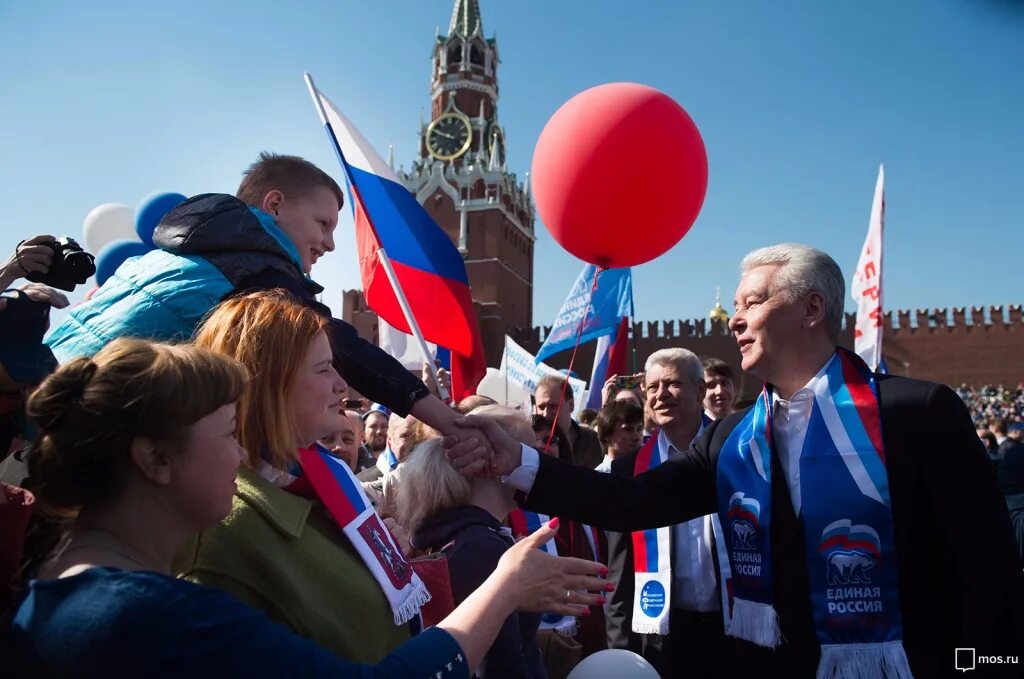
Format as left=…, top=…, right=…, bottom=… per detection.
left=64, top=250, right=96, bottom=283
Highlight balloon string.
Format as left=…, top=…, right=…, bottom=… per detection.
left=544, top=267, right=603, bottom=457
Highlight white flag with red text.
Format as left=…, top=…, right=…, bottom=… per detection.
left=851, top=165, right=885, bottom=370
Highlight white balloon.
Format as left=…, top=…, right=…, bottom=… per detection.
left=567, top=649, right=661, bottom=679
left=83, top=203, right=137, bottom=253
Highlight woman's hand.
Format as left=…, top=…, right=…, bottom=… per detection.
left=494, top=518, right=611, bottom=616
left=434, top=518, right=612, bottom=672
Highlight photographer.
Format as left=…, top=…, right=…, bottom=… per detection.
left=0, top=236, right=60, bottom=307
left=2, top=236, right=74, bottom=455
left=0, top=237, right=75, bottom=610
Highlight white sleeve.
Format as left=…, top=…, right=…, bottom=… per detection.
left=500, top=444, right=540, bottom=492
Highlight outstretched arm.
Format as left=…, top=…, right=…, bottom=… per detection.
left=445, top=415, right=721, bottom=532
left=522, top=443, right=717, bottom=532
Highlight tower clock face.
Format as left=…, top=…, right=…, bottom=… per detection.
left=427, top=112, right=472, bottom=161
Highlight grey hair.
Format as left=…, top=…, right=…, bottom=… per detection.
left=644, top=348, right=704, bottom=385
left=740, top=243, right=845, bottom=340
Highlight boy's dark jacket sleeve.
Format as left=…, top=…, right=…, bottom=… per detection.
left=235, top=268, right=429, bottom=416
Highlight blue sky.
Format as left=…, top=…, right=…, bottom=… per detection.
left=1, top=0, right=1021, bottom=329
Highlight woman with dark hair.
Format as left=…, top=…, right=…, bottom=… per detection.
left=5, top=338, right=609, bottom=677
left=593, top=401, right=644, bottom=473
left=531, top=414, right=573, bottom=463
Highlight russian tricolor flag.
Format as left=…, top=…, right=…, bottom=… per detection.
left=587, top=316, right=629, bottom=410
left=306, top=76, right=486, bottom=399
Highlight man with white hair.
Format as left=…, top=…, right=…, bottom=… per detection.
left=603, top=348, right=727, bottom=678
left=447, top=243, right=1024, bottom=677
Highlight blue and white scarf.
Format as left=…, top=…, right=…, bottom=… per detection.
left=716, top=350, right=911, bottom=678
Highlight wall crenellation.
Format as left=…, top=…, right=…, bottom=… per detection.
left=509, top=303, right=1024, bottom=397
left=524, top=304, right=1022, bottom=345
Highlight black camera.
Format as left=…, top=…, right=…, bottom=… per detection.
left=26, top=237, right=96, bottom=292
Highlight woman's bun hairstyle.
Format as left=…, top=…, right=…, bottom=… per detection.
left=26, top=339, right=247, bottom=511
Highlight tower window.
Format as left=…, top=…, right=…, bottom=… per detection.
left=448, top=43, right=462, bottom=66
left=470, top=43, right=484, bottom=66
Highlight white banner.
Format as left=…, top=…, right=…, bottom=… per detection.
left=851, top=164, right=885, bottom=371
left=499, top=335, right=588, bottom=417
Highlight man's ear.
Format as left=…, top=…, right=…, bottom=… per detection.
left=697, top=379, right=708, bottom=401
left=260, top=190, right=285, bottom=217
left=129, top=436, right=172, bottom=486
left=804, top=291, right=827, bottom=331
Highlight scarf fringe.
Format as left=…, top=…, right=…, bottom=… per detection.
left=632, top=618, right=670, bottom=635
left=726, top=598, right=783, bottom=648
left=817, top=641, right=912, bottom=679
left=393, top=583, right=432, bottom=626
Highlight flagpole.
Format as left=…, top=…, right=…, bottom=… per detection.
left=376, top=250, right=449, bottom=401
left=628, top=272, right=638, bottom=375
left=304, top=72, right=449, bottom=401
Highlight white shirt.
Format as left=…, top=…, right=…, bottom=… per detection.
left=594, top=455, right=614, bottom=473
left=772, top=353, right=836, bottom=517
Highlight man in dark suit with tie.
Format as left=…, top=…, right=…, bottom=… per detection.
left=603, top=347, right=727, bottom=678
left=447, top=244, right=1024, bottom=677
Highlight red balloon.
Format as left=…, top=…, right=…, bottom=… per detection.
left=531, top=83, right=708, bottom=268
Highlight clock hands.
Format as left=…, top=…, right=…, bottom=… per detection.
left=434, top=129, right=458, bottom=141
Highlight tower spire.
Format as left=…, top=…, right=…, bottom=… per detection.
left=448, top=0, right=482, bottom=37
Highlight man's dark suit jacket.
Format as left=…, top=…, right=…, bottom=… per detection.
left=524, top=375, right=1024, bottom=677
left=568, top=422, right=603, bottom=469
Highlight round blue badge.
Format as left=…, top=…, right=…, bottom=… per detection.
left=640, top=580, right=666, bottom=618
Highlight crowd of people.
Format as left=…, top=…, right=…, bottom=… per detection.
left=1, top=153, right=1022, bottom=678
left=957, top=384, right=1024, bottom=427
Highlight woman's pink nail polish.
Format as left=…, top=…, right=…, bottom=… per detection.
left=604, top=583, right=615, bottom=592
left=547, top=517, right=560, bottom=530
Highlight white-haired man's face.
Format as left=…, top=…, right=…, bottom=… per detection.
left=644, top=362, right=705, bottom=431
left=729, top=264, right=808, bottom=380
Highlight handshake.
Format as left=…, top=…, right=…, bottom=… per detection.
left=442, top=413, right=526, bottom=478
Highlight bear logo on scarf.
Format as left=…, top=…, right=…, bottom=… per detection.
left=727, top=492, right=761, bottom=551
left=818, top=519, right=881, bottom=586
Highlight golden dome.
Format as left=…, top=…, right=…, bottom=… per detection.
left=709, top=286, right=730, bottom=324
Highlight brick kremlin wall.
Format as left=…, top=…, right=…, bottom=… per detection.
left=342, top=290, right=1024, bottom=402
left=510, top=305, right=1024, bottom=402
